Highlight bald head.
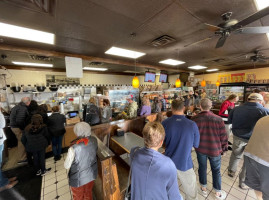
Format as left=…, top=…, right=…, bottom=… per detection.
left=21, top=97, right=31, bottom=106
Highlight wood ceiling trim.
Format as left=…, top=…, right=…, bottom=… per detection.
left=0, top=44, right=185, bottom=72
left=3, top=64, right=135, bottom=76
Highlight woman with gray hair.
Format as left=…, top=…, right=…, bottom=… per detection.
left=64, top=122, right=98, bottom=200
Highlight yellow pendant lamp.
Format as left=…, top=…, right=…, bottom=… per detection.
left=201, top=80, right=206, bottom=87
left=216, top=80, right=220, bottom=87
left=132, top=76, right=139, bottom=88
left=175, top=78, right=181, bottom=88
left=132, top=59, right=139, bottom=88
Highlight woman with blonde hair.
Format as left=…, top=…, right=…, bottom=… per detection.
left=139, top=98, right=151, bottom=116
left=263, top=93, right=269, bottom=109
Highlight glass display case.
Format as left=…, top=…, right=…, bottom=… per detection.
left=219, top=82, right=248, bottom=102
left=245, top=84, right=269, bottom=101
left=107, top=89, right=139, bottom=113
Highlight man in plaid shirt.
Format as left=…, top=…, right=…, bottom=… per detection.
left=192, top=98, right=228, bottom=200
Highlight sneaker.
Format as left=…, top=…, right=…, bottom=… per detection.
left=17, top=159, right=27, bottom=165
left=36, top=170, right=41, bottom=176
left=215, top=190, right=227, bottom=200
left=239, top=183, right=249, bottom=190
left=198, top=187, right=208, bottom=197
left=228, top=170, right=235, bottom=178
left=41, top=168, right=52, bottom=176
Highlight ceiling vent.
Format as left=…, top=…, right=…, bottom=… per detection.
left=223, top=63, right=234, bottom=66
left=89, top=62, right=103, bottom=66
left=150, top=35, right=176, bottom=47
left=29, top=55, right=52, bottom=61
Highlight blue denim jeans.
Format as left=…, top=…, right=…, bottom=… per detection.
left=196, top=151, right=222, bottom=192
left=51, top=136, right=63, bottom=157
left=0, top=144, right=9, bottom=187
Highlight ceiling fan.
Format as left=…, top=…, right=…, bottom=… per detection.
left=185, top=6, right=269, bottom=48
left=243, top=50, right=269, bottom=63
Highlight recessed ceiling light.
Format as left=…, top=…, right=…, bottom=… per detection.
left=188, top=65, right=207, bottom=70
left=0, top=22, right=54, bottom=44
left=206, top=69, right=219, bottom=72
left=83, top=67, right=108, bottom=71
left=12, top=61, right=53, bottom=67
left=254, top=0, right=269, bottom=10
left=159, top=59, right=185, bottom=66
left=105, top=47, right=145, bottom=59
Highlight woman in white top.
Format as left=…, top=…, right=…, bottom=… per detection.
left=0, top=103, right=18, bottom=191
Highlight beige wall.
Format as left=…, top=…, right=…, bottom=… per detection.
left=0, top=69, right=135, bottom=86
left=195, top=67, right=269, bottom=83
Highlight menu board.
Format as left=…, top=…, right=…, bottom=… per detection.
left=145, top=72, right=156, bottom=82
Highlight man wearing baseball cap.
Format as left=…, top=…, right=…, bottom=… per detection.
left=227, top=93, right=269, bottom=189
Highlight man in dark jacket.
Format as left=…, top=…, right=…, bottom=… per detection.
left=10, top=97, right=30, bottom=165
left=228, top=93, right=269, bottom=189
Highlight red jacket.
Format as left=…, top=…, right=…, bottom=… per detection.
left=219, top=100, right=234, bottom=117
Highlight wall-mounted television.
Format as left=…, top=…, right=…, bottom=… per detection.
left=144, top=72, right=156, bottom=82
left=159, top=73, right=168, bottom=83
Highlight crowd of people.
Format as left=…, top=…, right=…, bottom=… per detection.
left=130, top=92, right=269, bottom=200
left=1, top=89, right=269, bottom=200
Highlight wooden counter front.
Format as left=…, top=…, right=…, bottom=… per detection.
left=45, top=112, right=167, bottom=153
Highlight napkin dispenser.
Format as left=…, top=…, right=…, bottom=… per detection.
left=116, top=129, right=124, bottom=137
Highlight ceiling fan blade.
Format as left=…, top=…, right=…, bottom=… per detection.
left=237, top=26, right=269, bottom=34
left=204, top=23, right=222, bottom=32
left=215, top=36, right=227, bottom=48
left=232, top=6, right=269, bottom=28
left=184, top=36, right=214, bottom=47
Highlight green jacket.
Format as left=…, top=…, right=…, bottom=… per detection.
left=127, top=101, right=138, bottom=118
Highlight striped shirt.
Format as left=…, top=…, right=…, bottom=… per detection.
left=192, top=111, right=228, bottom=157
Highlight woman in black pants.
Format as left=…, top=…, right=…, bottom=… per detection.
left=47, top=106, right=66, bottom=161
left=21, top=114, right=51, bottom=176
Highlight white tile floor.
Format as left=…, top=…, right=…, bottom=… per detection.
left=40, top=147, right=258, bottom=200
left=40, top=153, right=73, bottom=200
left=176, top=150, right=258, bottom=200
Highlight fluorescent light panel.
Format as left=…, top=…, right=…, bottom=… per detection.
left=188, top=65, right=207, bottom=70
left=83, top=67, right=108, bottom=71
left=254, top=0, right=269, bottom=10
left=105, top=47, right=145, bottom=59
left=0, top=22, right=54, bottom=44
left=159, top=59, right=185, bottom=66
left=206, top=69, right=219, bottom=72
left=12, top=61, right=53, bottom=67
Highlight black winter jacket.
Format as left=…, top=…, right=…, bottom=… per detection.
left=48, top=113, right=66, bottom=137
left=21, top=126, right=50, bottom=152
left=10, top=102, right=29, bottom=130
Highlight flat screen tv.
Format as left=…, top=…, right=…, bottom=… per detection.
left=144, top=72, right=156, bottom=82
left=159, top=73, right=168, bottom=83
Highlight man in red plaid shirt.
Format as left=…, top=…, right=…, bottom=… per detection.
left=192, top=98, right=228, bottom=200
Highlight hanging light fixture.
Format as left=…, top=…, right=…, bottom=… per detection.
left=175, top=49, right=181, bottom=88
left=132, top=59, right=139, bottom=88
left=175, top=77, right=181, bottom=88
left=216, top=80, right=220, bottom=87
left=201, top=79, right=206, bottom=87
